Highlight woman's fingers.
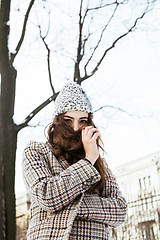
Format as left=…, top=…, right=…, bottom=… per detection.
left=83, top=126, right=93, bottom=135
left=82, top=126, right=93, bottom=140
left=81, top=126, right=100, bottom=165
left=91, top=132, right=101, bottom=142
left=83, top=126, right=99, bottom=140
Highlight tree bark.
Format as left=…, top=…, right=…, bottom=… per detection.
left=0, top=0, right=18, bottom=239
left=0, top=48, right=17, bottom=238
left=0, top=52, right=17, bottom=239
left=0, top=124, right=17, bottom=240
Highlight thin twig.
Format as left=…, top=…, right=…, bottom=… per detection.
left=94, top=104, right=134, bottom=117
left=88, top=1, right=118, bottom=11
left=80, top=2, right=150, bottom=83
left=90, top=3, right=150, bottom=77
left=11, top=0, right=35, bottom=62
left=36, top=10, right=55, bottom=95
left=27, top=122, right=45, bottom=128
left=84, top=3, right=119, bottom=72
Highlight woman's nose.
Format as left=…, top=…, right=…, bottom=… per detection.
left=73, top=121, right=79, bottom=132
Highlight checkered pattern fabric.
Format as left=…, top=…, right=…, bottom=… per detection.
left=23, top=141, right=127, bottom=239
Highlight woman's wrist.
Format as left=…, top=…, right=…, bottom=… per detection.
left=84, top=154, right=99, bottom=165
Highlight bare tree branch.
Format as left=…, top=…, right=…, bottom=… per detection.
left=16, top=92, right=58, bottom=131
left=87, top=1, right=120, bottom=11
left=11, top=0, right=35, bottom=62
left=34, top=6, right=55, bottom=95
left=94, top=104, right=157, bottom=120
left=39, top=26, right=55, bottom=95
left=84, top=2, right=119, bottom=73
left=74, top=0, right=120, bottom=84
left=74, top=0, right=131, bottom=84
left=94, top=104, right=135, bottom=117
left=27, top=122, right=45, bottom=129
left=81, top=0, right=89, bottom=26
left=80, top=2, right=150, bottom=83
left=74, top=0, right=84, bottom=83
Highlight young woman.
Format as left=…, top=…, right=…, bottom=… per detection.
left=23, top=82, right=127, bottom=240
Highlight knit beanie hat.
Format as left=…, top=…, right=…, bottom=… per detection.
left=54, top=82, right=93, bottom=117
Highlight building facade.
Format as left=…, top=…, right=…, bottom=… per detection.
left=112, top=151, right=160, bottom=240
left=16, top=193, right=30, bottom=240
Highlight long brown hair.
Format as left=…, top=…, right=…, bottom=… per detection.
left=47, top=113, right=107, bottom=192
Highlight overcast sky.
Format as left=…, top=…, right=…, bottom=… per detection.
left=13, top=1, right=160, bottom=195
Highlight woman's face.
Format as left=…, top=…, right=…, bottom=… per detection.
left=63, top=111, right=89, bottom=132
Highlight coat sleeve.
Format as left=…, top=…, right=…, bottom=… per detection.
left=77, top=162, right=127, bottom=227
left=23, top=141, right=101, bottom=212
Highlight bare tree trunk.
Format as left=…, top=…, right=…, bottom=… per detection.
left=0, top=124, right=17, bottom=240
left=0, top=56, right=17, bottom=239
left=0, top=1, right=18, bottom=239
left=0, top=57, right=17, bottom=239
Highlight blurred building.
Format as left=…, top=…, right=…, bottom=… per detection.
left=16, top=193, right=30, bottom=240
left=112, top=151, right=160, bottom=240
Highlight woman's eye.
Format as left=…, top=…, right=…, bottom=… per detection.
left=64, top=119, right=72, bottom=123
left=80, top=120, right=88, bottom=124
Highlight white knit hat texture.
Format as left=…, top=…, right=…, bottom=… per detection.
left=54, top=82, right=93, bottom=117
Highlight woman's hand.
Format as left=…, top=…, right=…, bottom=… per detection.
left=82, top=126, right=101, bottom=165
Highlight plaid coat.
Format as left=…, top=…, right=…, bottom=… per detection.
left=23, top=141, right=127, bottom=240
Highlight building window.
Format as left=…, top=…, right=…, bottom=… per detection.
left=139, top=179, right=142, bottom=189
left=143, top=177, right=146, bottom=189
left=148, top=176, right=151, bottom=186
left=139, top=176, right=152, bottom=190
left=138, top=220, right=156, bottom=240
